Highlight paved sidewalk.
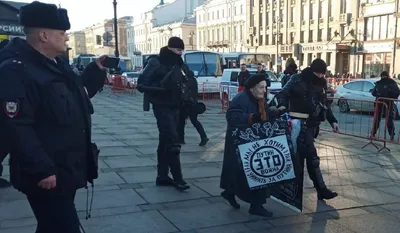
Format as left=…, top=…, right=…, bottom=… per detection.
left=1, top=91, right=400, bottom=233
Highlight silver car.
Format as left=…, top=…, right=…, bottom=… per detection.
left=334, top=78, right=400, bottom=118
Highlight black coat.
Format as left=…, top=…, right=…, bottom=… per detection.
left=238, top=70, right=251, bottom=86
left=372, top=78, right=400, bottom=99
left=276, top=67, right=337, bottom=127
left=220, top=90, right=272, bottom=205
left=137, top=46, right=191, bottom=108
left=0, top=38, right=105, bottom=194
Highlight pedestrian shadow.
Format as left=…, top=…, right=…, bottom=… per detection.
left=310, top=200, right=338, bottom=232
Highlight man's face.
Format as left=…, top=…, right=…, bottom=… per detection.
left=169, top=47, right=183, bottom=55
left=250, top=80, right=267, bottom=100
left=240, top=64, right=247, bottom=71
left=257, top=65, right=262, bottom=71
left=40, top=29, right=68, bottom=55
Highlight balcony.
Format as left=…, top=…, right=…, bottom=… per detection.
left=310, top=19, right=315, bottom=26
left=329, top=16, right=334, bottom=22
left=280, top=45, right=293, bottom=53
left=248, top=26, right=255, bottom=35
left=206, top=41, right=214, bottom=47
left=301, top=20, right=307, bottom=26
left=260, top=26, right=264, bottom=32
left=290, top=22, right=295, bottom=28
left=319, top=18, right=324, bottom=24
left=339, top=13, right=350, bottom=24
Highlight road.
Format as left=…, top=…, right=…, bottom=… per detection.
left=1, top=90, right=400, bottom=233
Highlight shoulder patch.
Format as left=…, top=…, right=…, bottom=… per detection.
left=3, top=100, right=20, bottom=118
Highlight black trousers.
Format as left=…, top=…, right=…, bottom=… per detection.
left=177, top=105, right=207, bottom=140
left=297, top=124, right=326, bottom=189
left=372, top=102, right=396, bottom=137
left=27, top=190, right=81, bottom=233
left=153, top=104, right=183, bottom=181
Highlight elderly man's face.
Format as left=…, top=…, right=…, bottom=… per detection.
left=250, top=80, right=267, bottom=100
left=40, top=29, right=68, bottom=55
left=169, top=47, right=183, bottom=55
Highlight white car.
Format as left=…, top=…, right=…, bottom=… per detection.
left=334, top=78, right=400, bottom=118
left=122, top=72, right=140, bottom=88
left=219, top=68, right=281, bottom=104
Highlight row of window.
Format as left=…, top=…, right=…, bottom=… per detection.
left=198, top=25, right=245, bottom=44
left=197, top=4, right=244, bottom=23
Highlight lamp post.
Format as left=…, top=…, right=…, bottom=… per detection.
left=113, top=0, right=119, bottom=57
left=274, top=16, right=282, bottom=73
left=188, top=31, right=195, bottom=50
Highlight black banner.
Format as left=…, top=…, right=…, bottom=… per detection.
left=228, top=116, right=303, bottom=212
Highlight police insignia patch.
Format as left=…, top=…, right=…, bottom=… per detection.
left=3, top=101, right=20, bottom=118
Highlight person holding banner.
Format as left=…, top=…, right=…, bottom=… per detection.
left=220, top=74, right=280, bottom=217
left=276, top=58, right=339, bottom=200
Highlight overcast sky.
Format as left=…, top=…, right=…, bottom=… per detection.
left=10, top=0, right=167, bottom=31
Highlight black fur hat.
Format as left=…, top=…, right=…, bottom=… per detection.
left=310, top=58, right=327, bottom=74
left=19, top=1, right=71, bottom=31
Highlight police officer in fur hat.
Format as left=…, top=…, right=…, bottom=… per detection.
left=276, top=58, right=340, bottom=201
left=137, top=36, right=191, bottom=191
left=0, top=2, right=107, bottom=232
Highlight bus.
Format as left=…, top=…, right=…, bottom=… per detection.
left=140, top=51, right=224, bottom=93
left=221, top=53, right=271, bottom=69
left=74, top=55, right=134, bottom=74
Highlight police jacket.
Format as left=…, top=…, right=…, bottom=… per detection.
left=276, top=67, right=337, bottom=126
left=137, top=47, right=191, bottom=108
left=238, top=70, right=251, bottom=87
left=281, top=66, right=298, bottom=88
left=0, top=38, right=105, bottom=193
left=371, top=78, right=400, bottom=100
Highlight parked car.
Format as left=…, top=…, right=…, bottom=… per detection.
left=333, top=78, right=400, bottom=118
left=122, top=72, right=140, bottom=88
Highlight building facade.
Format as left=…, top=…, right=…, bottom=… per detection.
left=357, top=0, right=400, bottom=78
left=0, top=1, right=27, bottom=42
left=195, top=0, right=247, bottom=52
left=68, top=31, right=87, bottom=58
left=246, top=0, right=359, bottom=74
left=134, top=0, right=205, bottom=56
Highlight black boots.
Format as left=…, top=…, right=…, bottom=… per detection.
left=221, top=191, right=240, bottom=209
left=199, top=137, right=209, bottom=146
left=248, top=205, right=274, bottom=217
left=169, top=153, right=190, bottom=191
left=317, top=187, right=338, bottom=200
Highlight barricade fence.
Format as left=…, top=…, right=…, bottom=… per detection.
left=326, top=77, right=357, bottom=88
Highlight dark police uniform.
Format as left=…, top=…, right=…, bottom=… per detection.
left=0, top=2, right=105, bottom=232
left=137, top=38, right=190, bottom=191
left=276, top=59, right=338, bottom=200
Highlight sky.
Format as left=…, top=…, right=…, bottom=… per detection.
left=11, top=0, right=168, bottom=31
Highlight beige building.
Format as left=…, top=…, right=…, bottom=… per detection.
left=68, top=31, right=87, bottom=58
left=83, top=17, right=133, bottom=56
left=247, top=0, right=359, bottom=74
left=195, top=0, right=247, bottom=52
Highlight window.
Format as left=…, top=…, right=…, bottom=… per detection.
left=326, top=52, right=331, bottom=66
left=96, top=35, right=101, bottom=45
left=317, top=29, right=322, bottom=41
left=301, top=4, right=306, bottom=21
left=291, top=7, right=295, bottom=22
left=309, top=30, right=313, bottom=42
left=310, top=3, right=314, bottom=19
left=365, top=15, right=393, bottom=41
left=240, top=5, right=243, bottom=14
left=362, top=82, right=374, bottom=92
left=300, top=31, right=304, bottom=43
left=344, top=81, right=363, bottom=91
left=230, top=71, right=239, bottom=82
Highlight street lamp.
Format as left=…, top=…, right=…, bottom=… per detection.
left=188, top=31, right=195, bottom=50
left=113, top=0, right=119, bottom=57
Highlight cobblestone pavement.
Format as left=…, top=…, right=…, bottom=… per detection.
left=1, top=91, right=400, bottom=233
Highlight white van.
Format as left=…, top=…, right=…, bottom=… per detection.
left=219, top=68, right=282, bottom=104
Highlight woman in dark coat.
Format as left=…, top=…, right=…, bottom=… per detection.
left=220, top=74, right=278, bottom=217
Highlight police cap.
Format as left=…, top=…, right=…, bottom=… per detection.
left=19, top=1, right=71, bottom=31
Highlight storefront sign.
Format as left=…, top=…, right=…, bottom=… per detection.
left=364, top=2, right=395, bottom=17
left=300, top=44, right=339, bottom=53
left=362, top=42, right=393, bottom=53
left=0, top=24, right=24, bottom=35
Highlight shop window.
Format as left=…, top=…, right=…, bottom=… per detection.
left=363, top=53, right=391, bottom=78
left=365, top=15, right=393, bottom=41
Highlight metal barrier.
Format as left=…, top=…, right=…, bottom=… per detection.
left=321, top=97, right=390, bottom=152
left=326, top=77, right=356, bottom=88
left=373, top=97, right=400, bottom=148
left=201, top=82, right=227, bottom=113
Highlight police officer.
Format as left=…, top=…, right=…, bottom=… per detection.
left=0, top=2, right=106, bottom=232
left=0, top=39, right=12, bottom=188
left=276, top=58, right=339, bottom=200
left=371, top=71, right=400, bottom=140
left=137, top=37, right=190, bottom=191
left=177, top=70, right=209, bottom=146
left=238, top=63, right=251, bottom=92
left=281, top=58, right=298, bottom=88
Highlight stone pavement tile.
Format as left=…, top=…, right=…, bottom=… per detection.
left=163, top=199, right=210, bottom=209
left=335, top=213, right=400, bottom=233
left=0, top=187, right=26, bottom=202
left=244, top=220, right=273, bottom=230
left=91, top=134, right=117, bottom=140
left=310, top=208, right=370, bottom=220
left=379, top=203, right=400, bottom=211
left=159, top=203, right=250, bottom=231
left=118, top=168, right=156, bottom=183
left=103, top=156, right=156, bottom=168
left=77, top=205, right=142, bottom=219
left=0, top=226, right=36, bottom=233
left=192, top=179, right=221, bottom=196
left=92, top=172, right=126, bottom=186
left=111, top=134, right=156, bottom=140
left=268, top=220, right=357, bottom=233
left=117, top=183, right=142, bottom=189
left=123, top=139, right=159, bottom=146
left=76, top=185, right=120, bottom=194
left=347, top=170, right=390, bottom=184
left=1, top=217, right=36, bottom=229
left=268, top=214, right=314, bottom=227
left=74, top=189, right=146, bottom=211
left=302, top=192, right=364, bottom=214
left=139, top=203, right=166, bottom=211
left=377, top=185, right=400, bottom=197
left=0, top=199, right=33, bottom=221
left=82, top=210, right=177, bottom=233
left=135, top=185, right=210, bottom=204
left=195, top=223, right=251, bottom=233
left=180, top=164, right=223, bottom=179
left=95, top=140, right=127, bottom=147
left=99, top=146, right=141, bottom=157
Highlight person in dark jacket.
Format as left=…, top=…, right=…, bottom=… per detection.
left=0, top=39, right=12, bottom=188
left=275, top=58, right=339, bottom=200
left=177, top=70, right=209, bottom=146
left=220, top=74, right=280, bottom=217
left=281, top=62, right=298, bottom=88
left=256, top=63, right=271, bottom=87
left=238, top=63, right=251, bottom=92
left=137, top=37, right=190, bottom=191
left=371, top=71, right=400, bottom=140
left=0, top=2, right=105, bottom=232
